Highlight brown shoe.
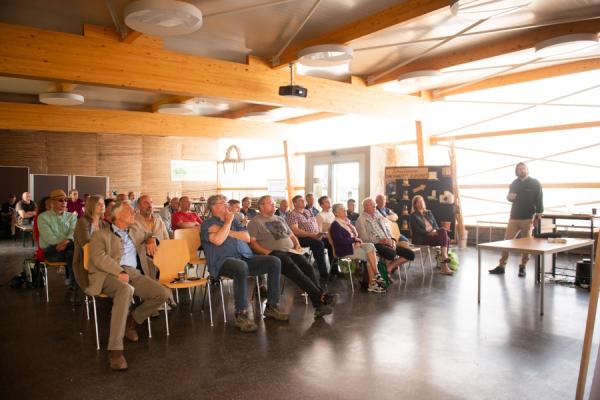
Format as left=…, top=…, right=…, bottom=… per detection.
left=108, top=350, right=128, bottom=371
left=125, top=315, right=139, bottom=342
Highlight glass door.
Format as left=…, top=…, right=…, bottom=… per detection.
left=331, top=162, right=359, bottom=204
left=312, top=164, right=329, bottom=198
left=307, top=152, right=365, bottom=205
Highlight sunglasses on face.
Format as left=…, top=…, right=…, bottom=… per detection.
left=54, top=198, right=67, bottom=203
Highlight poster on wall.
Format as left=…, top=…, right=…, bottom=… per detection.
left=385, top=165, right=455, bottom=239
left=171, top=160, right=217, bottom=182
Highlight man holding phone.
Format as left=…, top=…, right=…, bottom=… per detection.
left=489, top=162, right=544, bottom=277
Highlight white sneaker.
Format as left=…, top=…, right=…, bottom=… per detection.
left=368, top=282, right=386, bottom=293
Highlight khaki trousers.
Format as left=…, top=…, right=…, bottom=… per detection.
left=498, top=218, right=534, bottom=267
left=102, top=267, right=170, bottom=351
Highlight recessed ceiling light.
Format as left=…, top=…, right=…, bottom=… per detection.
left=298, top=44, right=354, bottom=67
left=157, top=103, right=196, bottom=115
left=124, top=0, right=203, bottom=36
left=535, top=33, right=600, bottom=58
left=39, top=92, right=84, bottom=106
left=450, top=0, right=531, bottom=19
left=397, top=70, right=445, bottom=87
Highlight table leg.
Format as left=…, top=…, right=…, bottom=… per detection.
left=478, top=247, right=481, bottom=304
left=541, top=254, right=545, bottom=316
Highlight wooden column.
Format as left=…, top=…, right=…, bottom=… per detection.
left=416, top=120, right=425, bottom=166
left=283, top=140, right=293, bottom=203
left=449, top=142, right=465, bottom=245
left=576, top=235, right=600, bottom=399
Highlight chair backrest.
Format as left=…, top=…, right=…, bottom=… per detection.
left=153, top=239, right=191, bottom=284
left=174, top=228, right=201, bottom=260
left=83, top=243, right=90, bottom=271
left=326, top=231, right=339, bottom=258
left=389, top=221, right=401, bottom=241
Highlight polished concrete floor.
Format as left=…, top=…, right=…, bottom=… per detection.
left=0, top=239, right=597, bottom=400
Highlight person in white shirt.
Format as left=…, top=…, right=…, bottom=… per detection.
left=316, top=195, right=335, bottom=233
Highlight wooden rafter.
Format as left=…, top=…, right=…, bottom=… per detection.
left=278, top=112, right=340, bottom=124
left=0, top=102, right=296, bottom=139
left=368, top=19, right=600, bottom=86
left=273, top=0, right=449, bottom=67
left=218, top=104, right=280, bottom=119
left=0, top=23, right=422, bottom=119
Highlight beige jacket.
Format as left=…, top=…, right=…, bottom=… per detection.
left=86, top=224, right=154, bottom=296
left=134, top=213, right=169, bottom=241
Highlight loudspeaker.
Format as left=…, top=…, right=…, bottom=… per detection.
left=576, top=258, right=592, bottom=287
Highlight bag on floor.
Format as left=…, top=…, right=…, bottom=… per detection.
left=338, top=258, right=355, bottom=274
left=448, top=250, right=459, bottom=271
left=377, top=260, right=390, bottom=288
left=356, top=261, right=370, bottom=291
left=9, top=274, right=25, bottom=289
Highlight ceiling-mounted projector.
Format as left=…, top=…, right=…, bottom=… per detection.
left=279, top=64, right=307, bottom=98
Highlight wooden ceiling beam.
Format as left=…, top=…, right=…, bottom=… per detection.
left=278, top=112, right=340, bottom=124
left=0, top=23, right=422, bottom=119
left=218, top=104, right=280, bottom=119
left=0, top=102, right=296, bottom=139
left=150, top=96, right=195, bottom=113
left=273, top=0, right=449, bottom=67
left=368, top=19, right=600, bottom=86
left=431, top=58, right=600, bottom=99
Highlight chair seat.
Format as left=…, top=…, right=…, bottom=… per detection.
left=43, top=260, right=67, bottom=267
left=190, top=256, right=206, bottom=264
left=164, top=278, right=209, bottom=289
left=16, top=225, right=33, bottom=232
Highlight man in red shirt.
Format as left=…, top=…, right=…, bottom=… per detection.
left=171, top=196, right=202, bottom=231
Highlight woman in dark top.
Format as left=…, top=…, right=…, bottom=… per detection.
left=409, top=195, right=453, bottom=276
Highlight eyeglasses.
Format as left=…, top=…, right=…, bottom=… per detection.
left=54, top=198, right=67, bottom=203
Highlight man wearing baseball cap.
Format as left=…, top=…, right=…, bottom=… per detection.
left=38, top=189, right=78, bottom=290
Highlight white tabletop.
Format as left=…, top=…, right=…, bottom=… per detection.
left=477, top=237, right=594, bottom=255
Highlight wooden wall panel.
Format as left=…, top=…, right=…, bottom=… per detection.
left=47, top=132, right=97, bottom=176
left=141, top=136, right=182, bottom=202
left=181, top=137, right=218, bottom=198
left=97, top=134, right=142, bottom=196
left=0, top=130, right=47, bottom=173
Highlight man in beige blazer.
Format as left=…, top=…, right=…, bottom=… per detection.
left=88, top=200, right=170, bottom=371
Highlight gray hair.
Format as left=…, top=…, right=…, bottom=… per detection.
left=207, top=194, right=227, bottom=211
left=111, top=200, right=132, bottom=222
left=258, top=195, right=272, bottom=207
left=331, top=203, right=345, bottom=214
left=362, top=197, right=375, bottom=209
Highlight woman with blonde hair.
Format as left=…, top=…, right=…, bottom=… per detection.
left=72, top=195, right=109, bottom=292
left=409, top=195, right=453, bottom=276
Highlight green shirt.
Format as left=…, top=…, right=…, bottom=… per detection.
left=38, top=209, right=77, bottom=248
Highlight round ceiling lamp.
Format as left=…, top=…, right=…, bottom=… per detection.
left=535, top=33, right=600, bottom=58
left=397, top=70, right=445, bottom=87
left=298, top=44, right=354, bottom=67
left=39, top=92, right=84, bottom=106
left=124, top=0, right=203, bottom=36
left=450, top=0, right=531, bottom=19
left=157, top=103, right=196, bottom=115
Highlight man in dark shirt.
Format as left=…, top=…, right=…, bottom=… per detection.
left=346, top=199, right=359, bottom=224
left=15, top=191, right=37, bottom=226
left=489, top=162, right=544, bottom=277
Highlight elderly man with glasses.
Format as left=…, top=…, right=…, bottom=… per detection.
left=38, top=189, right=78, bottom=290
left=201, top=194, right=288, bottom=333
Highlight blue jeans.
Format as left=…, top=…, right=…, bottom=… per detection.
left=218, top=255, right=281, bottom=311
left=44, top=241, right=75, bottom=288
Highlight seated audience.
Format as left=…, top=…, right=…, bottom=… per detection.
left=409, top=195, right=453, bottom=276
left=316, top=196, right=335, bottom=233
left=330, top=203, right=385, bottom=293
left=1, top=193, right=17, bottom=237
left=171, top=196, right=202, bottom=231
left=305, top=193, right=319, bottom=216
left=347, top=199, right=359, bottom=225
left=38, top=189, right=78, bottom=289
left=104, top=198, right=116, bottom=224
left=248, top=195, right=336, bottom=318
left=135, top=195, right=169, bottom=241
left=240, top=197, right=258, bottom=220
left=228, top=199, right=247, bottom=224
left=87, top=200, right=170, bottom=371
left=15, top=191, right=37, bottom=227
left=72, top=195, right=109, bottom=293
left=201, top=194, right=288, bottom=333
left=375, top=194, right=399, bottom=222
left=116, top=193, right=127, bottom=202
left=128, top=191, right=137, bottom=208
left=159, top=197, right=178, bottom=238
left=356, top=197, right=415, bottom=277
left=67, top=189, right=85, bottom=218
left=274, top=199, right=289, bottom=218
left=287, top=195, right=332, bottom=278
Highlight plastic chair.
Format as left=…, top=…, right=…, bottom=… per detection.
left=153, top=239, right=216, bottom=331
left=83, top=244, right=153, bottom=350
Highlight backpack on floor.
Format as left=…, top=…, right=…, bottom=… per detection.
left=377, top=260, right=390, bottom=288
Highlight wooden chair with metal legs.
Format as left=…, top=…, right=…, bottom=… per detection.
left=82, top=244, right=153, bottom=350
left=326, top=232, right=355, bottom=293
left=39, top=260, right=67, bottom=302
left=389, top=221, right=425, bottom=276
left=174, top=228, right=206, bottom=275
left=153, top=239, right=217, bottom=332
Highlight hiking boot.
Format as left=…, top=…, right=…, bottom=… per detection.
left=518, top=265, right=526, bottom=277
left=264, top=303, right=289, bottom=321
left=234, top=310, right=258, bottom=333
left=321, top=293, right=337, bottom=306
left=488, top=266, right=505, bottom=275
left=375, top=273, right=386, bottom=285
left=125, top=315, right=139, bottom=342
left=108, top=350, right=128, bottom=371
left=368, top=282, right=386, bottom=293
left=314, top=303, right=333, bottom=318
